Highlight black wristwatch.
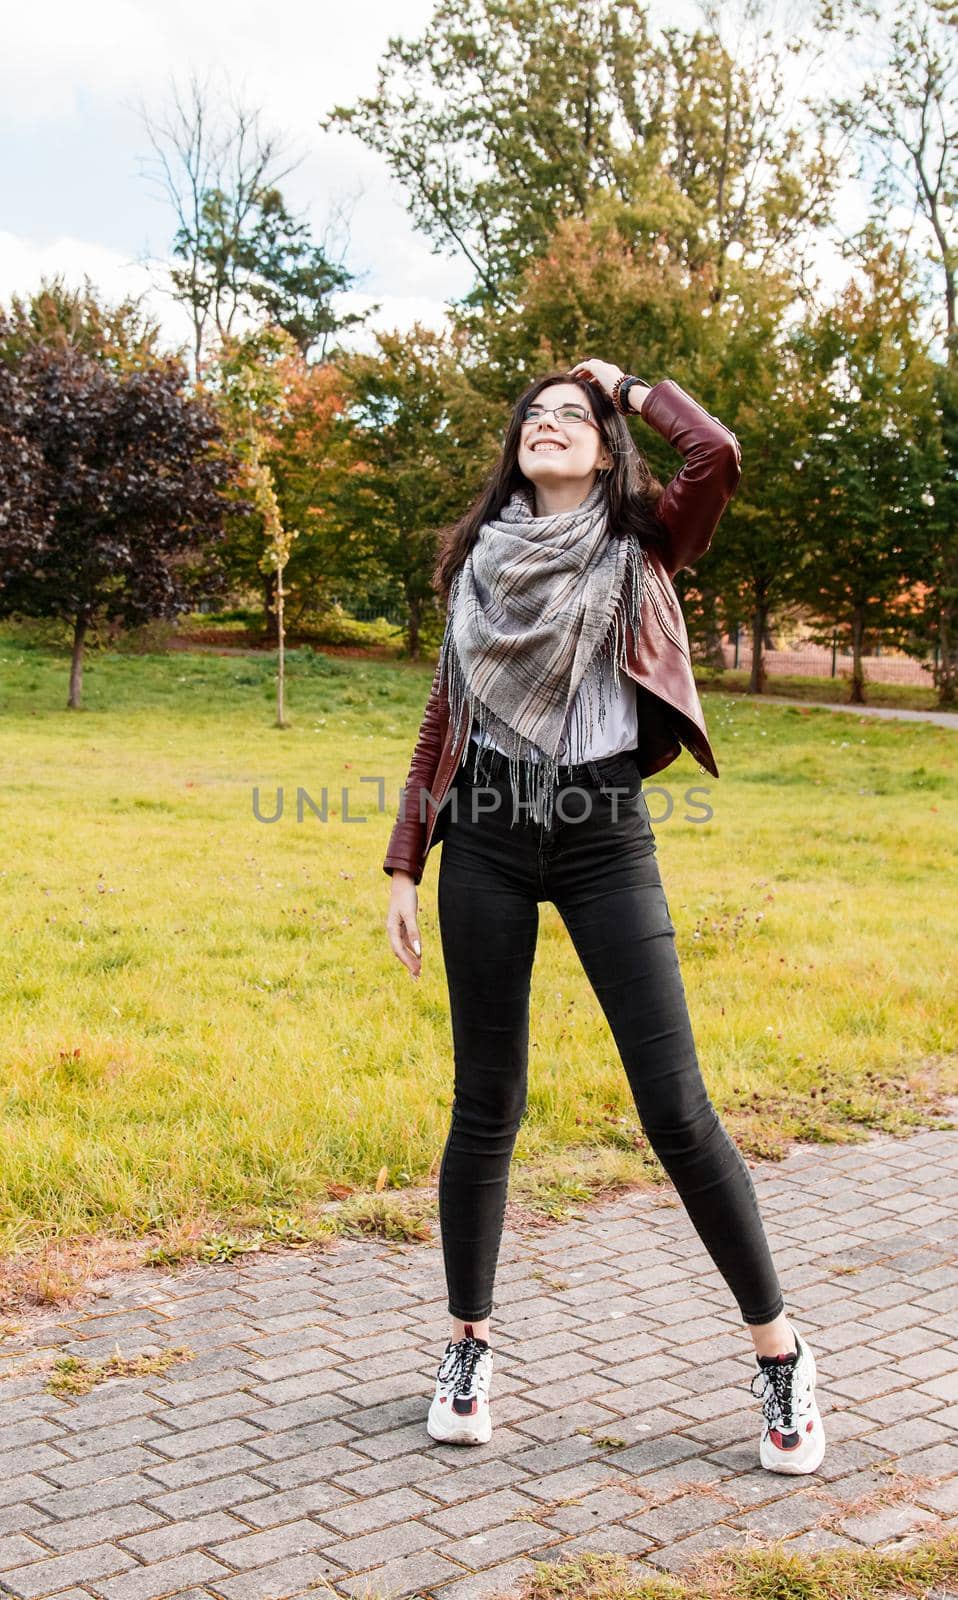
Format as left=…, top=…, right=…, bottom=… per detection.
left=617, top=376, right=655, bottom=416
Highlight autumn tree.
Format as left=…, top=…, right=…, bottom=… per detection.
left=790, top=234, right=939, bottom=703
left=0, top=324, right=232, bottom=709
left=814, top=0, right=958, bottom=701
left=0, top=340, right=49, bottom=564
left=0, top=277, right=167, bottom=372
left=671, top=266, right=825, bottom=693
left=249, top=437, right=295, bottom=728
left=205, top=326, right=345, bottom=642
left=325, top=0, right=841, bottom=312
left=460, top=207, right=716, bottom=404
left=323, top=324, right=496, bottom=658
left=455, top=203, right=807, bottom=683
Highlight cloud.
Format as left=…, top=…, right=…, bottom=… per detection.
left=0, top=0, right=438, bottom=130
left=0, top=1, right=471, bottom=314
left=1, top=3, right=169, bottom=124
left=0, top=230, right=457, bottom=358
left=0, top=231, right=190, bottom=351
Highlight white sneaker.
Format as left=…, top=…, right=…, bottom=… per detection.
left=752, top=1326, right=826, bottom=1474
left=426, top=1330, right=493, bottom=1445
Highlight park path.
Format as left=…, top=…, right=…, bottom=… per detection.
left=734, top=693, right=958, bottom=730
left=2, top=1123, right=958, bottom=1600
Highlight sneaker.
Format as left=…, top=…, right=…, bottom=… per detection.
left=751, top=1327, right=826, bottom=1474
left=426, top=1327, right=493, bottom=1445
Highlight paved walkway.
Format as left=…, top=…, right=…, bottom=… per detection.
left=2, top=1126, right=958, bottom=1600
left=733, top=693, right=958, bottom=730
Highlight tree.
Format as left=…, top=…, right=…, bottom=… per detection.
left=0, top=342, right=50, bottom=562
left=249, top=442, right=295, bottom=728
left=459, top=203, right=720, bottom=405
left=791, top=234, right=939, bottom=703
left=0, top=329, right=232, bottom=708
left=815, top=0, right=958, bottom=361
left=906, top=358, right=958, bottom=703
left=0, top=277, right=167, bottom=372
left=814, top=0, right=958, bottom=700
left=452, top=201, right=806, bottom=688
left=252, top=353, right=346, bottom=633
left=648, top=0, right=842, bottom=302
left=205, top=325, right=343, bottom=645
left=141, top=73, right=368, bottom=373
left=325, top=0, right=842, bottom=311
left=323, top=325, right=495, bottom=658
left=672, top=268, right=813, bottom=694
left=232, top=186, right=366, bottom=361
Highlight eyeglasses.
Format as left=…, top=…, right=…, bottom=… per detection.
left=521, top=402, right=597, bottom=428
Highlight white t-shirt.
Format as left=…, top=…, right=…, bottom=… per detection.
left=470, top=659, right=638, bottom=763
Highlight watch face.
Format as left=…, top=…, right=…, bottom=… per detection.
left=621, top=377, right=653, bottom=410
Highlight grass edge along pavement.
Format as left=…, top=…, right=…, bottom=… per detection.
left=508, top=1538, right=958, bottom=1600
left=2, top=1083, right=958, bottom=1320
left=334, top=1539, right=958, bottom=1599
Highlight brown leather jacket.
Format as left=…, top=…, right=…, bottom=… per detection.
left=383, top=378, right=741, bottom=886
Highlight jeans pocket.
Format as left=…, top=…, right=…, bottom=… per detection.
left=600, top=755, right=642, bottom=799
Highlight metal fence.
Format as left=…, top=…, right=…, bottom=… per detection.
left=699, top=633, right=937, bottom=686
left=216, top=596, right=939, bottom=684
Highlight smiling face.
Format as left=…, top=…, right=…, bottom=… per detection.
left=517, top=381, right=612, bottom=499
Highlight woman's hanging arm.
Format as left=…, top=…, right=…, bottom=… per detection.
left=382, top=659, right=447, bottom=886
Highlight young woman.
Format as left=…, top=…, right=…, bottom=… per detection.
left=384, top=358, right=826, bottom=1476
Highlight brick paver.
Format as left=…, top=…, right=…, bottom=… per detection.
left=2, top=1123, right=958, bottom=1598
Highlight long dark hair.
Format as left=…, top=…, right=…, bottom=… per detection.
left=433, top=370, right=665, bottom=606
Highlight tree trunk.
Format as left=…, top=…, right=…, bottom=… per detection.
left=407, top=594, right=422, bottom=661
left=748, top=604, right=768, bottom=693
left=698, top=582, right=726, bottom=668
left=262, top=568, right=279, bottom=647
left=937, top=561, right=957, bottom=706
left=850, top=605, right=866, bottom=704
left=276, top=562, right=288, bottom=729
left=67, top=615, right=87, bottom=709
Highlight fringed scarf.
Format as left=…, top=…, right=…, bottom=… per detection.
left=437, top=477, right=647, bottom=829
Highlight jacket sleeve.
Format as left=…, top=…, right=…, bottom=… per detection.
left=382, top=660, right=449, bottom=886
left=638, top=379, right=742, bottom=579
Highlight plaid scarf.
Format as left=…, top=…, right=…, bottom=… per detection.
left=437, top=478, right=647, bottom=829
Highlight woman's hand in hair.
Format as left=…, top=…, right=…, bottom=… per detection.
left=568, top=357, right=624, bottom=398
left=386, top=872, right=423, bottom=980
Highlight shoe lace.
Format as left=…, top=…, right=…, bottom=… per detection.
left=750, top=1356, right=797, bottom=1432
left=439, top=1335, right=485, bottom=1396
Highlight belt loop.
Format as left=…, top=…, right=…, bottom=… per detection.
left=586, top=758, right=601, bottom=788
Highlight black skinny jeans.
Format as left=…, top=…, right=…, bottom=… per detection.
left=435, top=742, right=785, bottom=1327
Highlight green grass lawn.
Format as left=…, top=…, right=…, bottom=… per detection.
left=1, top=633, right=956, bottom=1298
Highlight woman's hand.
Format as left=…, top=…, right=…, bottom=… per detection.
left=568, top=357, right=624, bottom=399
left=386, top=871, right=423, bottom=980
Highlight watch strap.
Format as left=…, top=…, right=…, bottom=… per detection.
left=614, top=374, right=654, bottom=415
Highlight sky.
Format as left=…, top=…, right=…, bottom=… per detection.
left=0, top=0, right=904, bottom=364
left=1, top=0, right=473, bottom=355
